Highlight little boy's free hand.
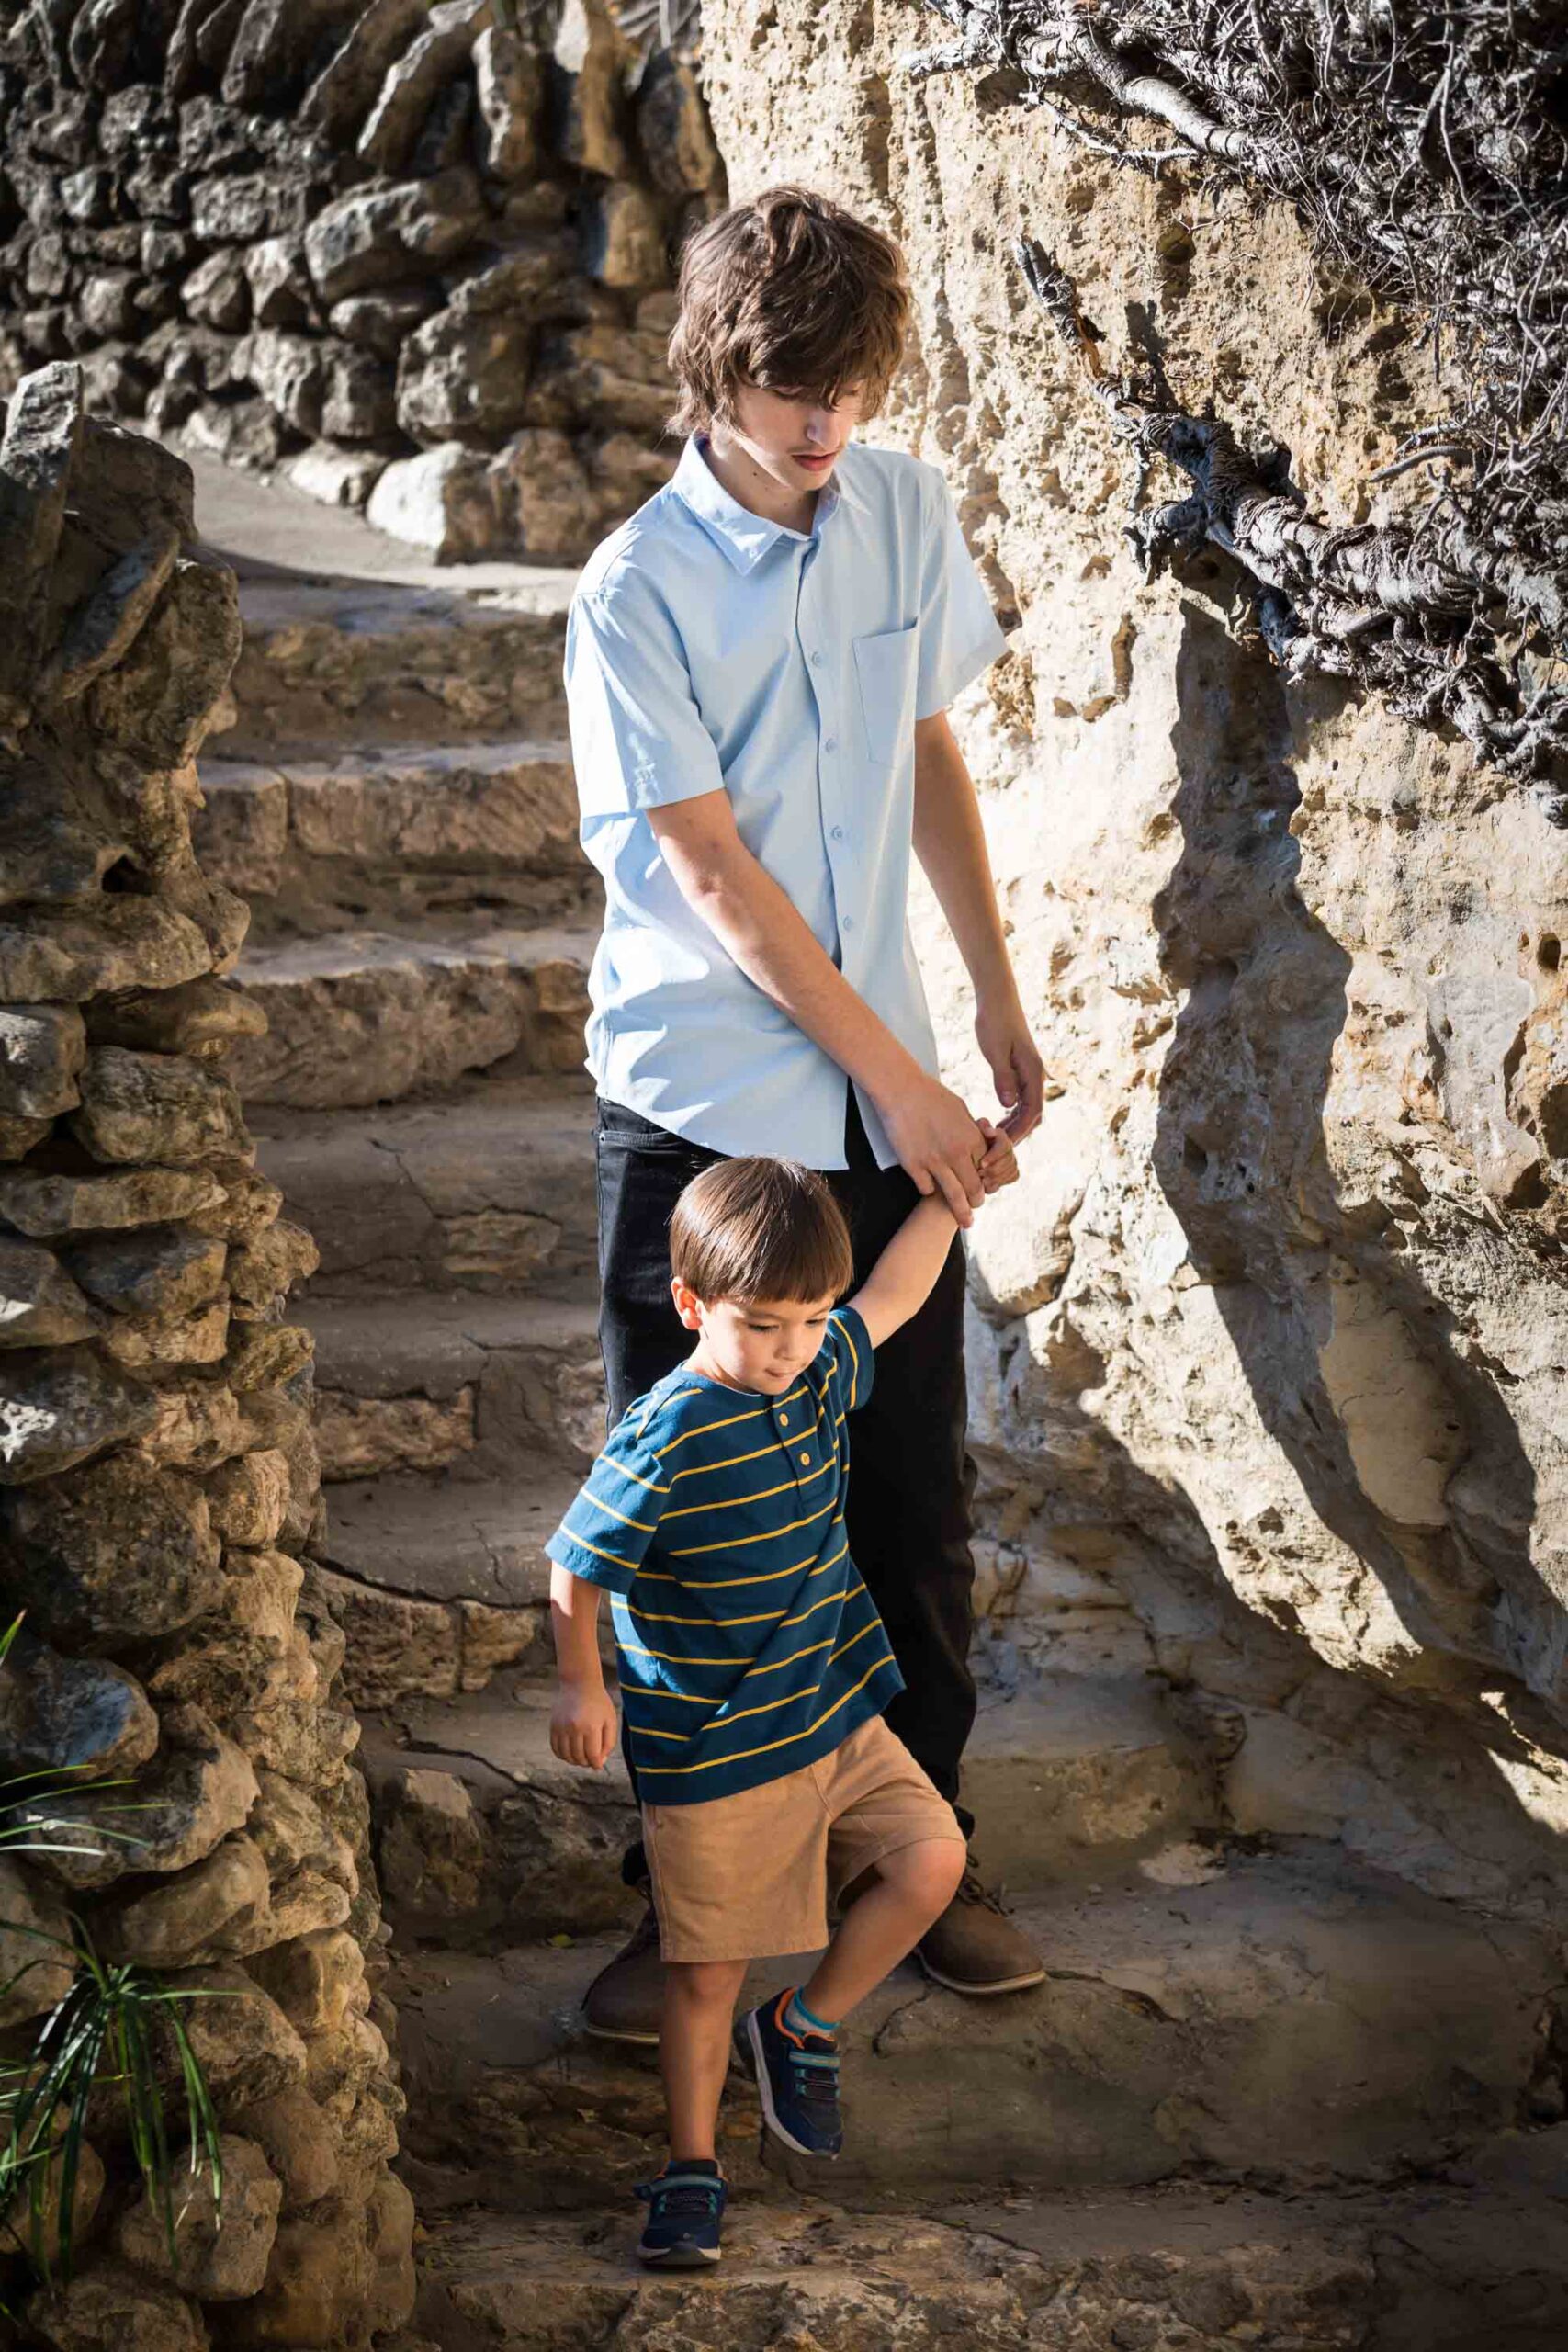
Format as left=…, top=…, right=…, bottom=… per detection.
left=551, top=1679, right=618, bottom=1770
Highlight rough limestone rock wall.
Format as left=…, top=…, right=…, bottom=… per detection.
left=0, top=0, right=726, bottom=560
left=702, top=5, right=1568, bottom=1922
left=0, top=365, right=411, bottom=2347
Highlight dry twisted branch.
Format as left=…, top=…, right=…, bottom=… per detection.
left=1019, top=242, right=1568, bottom=807
left=908, top=0, right=1568, bottom=806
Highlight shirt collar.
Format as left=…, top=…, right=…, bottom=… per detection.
left=670, top=433, right=861, bottom=574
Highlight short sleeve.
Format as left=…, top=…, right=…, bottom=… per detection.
left=545, top=1415, right=671, bottom=1595
left=914, top=468, right=1009, bottom=720
left=822, top=1304, right=875, bottom=1416
left=565, top=570, right=729, bottom=820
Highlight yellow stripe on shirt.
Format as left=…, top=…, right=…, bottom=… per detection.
left=839, top=1315, right=863, bottom=1406
left=571, top=1491, right=656, bottom=1536
left=660, top=1459, right=833, bottom=1522
left=665, top=1496, right=839, bottom=1559
left=632, top=1655, right=897, bottom=1777
left=633, top=1536, right=848, bottom=1593
left=617, top=1633, right=837, bottom=1675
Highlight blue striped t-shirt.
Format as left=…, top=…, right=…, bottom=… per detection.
left=545, top=1306, right=903, bottom=1804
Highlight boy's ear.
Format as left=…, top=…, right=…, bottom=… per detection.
left=671, top=1274, right=703, bottom=1332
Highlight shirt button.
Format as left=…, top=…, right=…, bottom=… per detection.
left=799, top=1451, right=811, bottom=1465
left=823, top=736, right=837, bottom=753
left=778, top=1413, right=789, bottom=1428
left=810, top=651, right=823, bottom=667
left=842, top=916, right=855, bottom=932
left=831, top=826, right=844, bottom=841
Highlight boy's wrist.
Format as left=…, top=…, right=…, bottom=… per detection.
left=973, top=967, right=1022, bottom=1019
left=556, top=1666, right=606, bottom=1693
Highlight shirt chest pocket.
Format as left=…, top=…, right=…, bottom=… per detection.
left=852, top=623, right=919, bottom=769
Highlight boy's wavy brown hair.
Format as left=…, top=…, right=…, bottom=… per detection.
left=666, top=184, right=912, bottom=436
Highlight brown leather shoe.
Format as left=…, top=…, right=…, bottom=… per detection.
left=581, top=1891, right=662, bottom=2043
left=916, top=1860, right=1046, bottom=1995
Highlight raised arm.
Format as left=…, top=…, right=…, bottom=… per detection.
left=848, top=1193, right=961, bottom=1351
left=849, top=1120, right=1017, bottom=1349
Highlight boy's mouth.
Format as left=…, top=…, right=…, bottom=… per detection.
left=793, top=451, right=836, bottom=472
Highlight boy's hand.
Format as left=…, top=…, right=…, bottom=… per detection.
left=975, top=995, right=1049, bottom=1145
left=551, top=1679, right=619, bottom=1770
left=976, top=1117, right=1019, bottom=1196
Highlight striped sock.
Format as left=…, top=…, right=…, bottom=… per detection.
left=784, top=1986, right=840, bottom=2041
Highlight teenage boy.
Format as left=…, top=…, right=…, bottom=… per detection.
left=547, top=1151, right=1017, bottom=2266
left=565, top=181, right=1047, bottom=2040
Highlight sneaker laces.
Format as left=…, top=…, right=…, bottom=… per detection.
left=784, top=2037, right=840, bottom=2118
left=637, top=2172, right=722, bottom=2222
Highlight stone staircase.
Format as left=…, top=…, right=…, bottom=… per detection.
left=192, top=459, right=1568, bottom=2348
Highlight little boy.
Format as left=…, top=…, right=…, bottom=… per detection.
left=547, top=1138, right=1015, bottom=2267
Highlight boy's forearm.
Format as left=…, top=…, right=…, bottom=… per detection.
left=912, top=715, right=1017, bottom=1008
left=849, top=1193, right=959, bottom=1348
left=549, top=1562, right=605, bottom=1686
left=650, top=803, right=924, bottom=1102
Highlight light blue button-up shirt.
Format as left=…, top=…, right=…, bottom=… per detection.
left=563, top=431, right=1009, bottom=1169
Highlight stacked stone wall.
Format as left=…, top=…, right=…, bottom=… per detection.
left=0, top=363, right=410, bottom=2346
left=0, top=0, right=727, bottom=561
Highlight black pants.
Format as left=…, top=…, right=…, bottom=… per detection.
left=594, top=1090, right=978, bottom=1878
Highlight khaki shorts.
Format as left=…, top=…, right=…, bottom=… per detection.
left=641, top=1713, right=964, bottom=1963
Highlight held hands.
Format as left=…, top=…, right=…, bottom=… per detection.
left=877, top=1075, right=1026, bottom=1229
left=878, top=1073, right=999, bottom=1228
left=550, top=1679, right=618, bottom=1771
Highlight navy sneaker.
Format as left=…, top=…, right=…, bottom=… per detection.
left=635, top=2160, right=726, bottom=2267
left=737, top=1990, right=843, bottom=2158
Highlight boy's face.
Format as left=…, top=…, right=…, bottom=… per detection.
left=718, top=380, right=865, bottom=499
left=671, top=1282, right=838, bottom=1395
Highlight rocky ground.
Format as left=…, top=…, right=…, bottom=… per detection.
left=186, top=457, right=1568, bottom=2347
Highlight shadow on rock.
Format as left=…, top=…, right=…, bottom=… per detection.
left=1150, top=600, right=1564, bottom=1758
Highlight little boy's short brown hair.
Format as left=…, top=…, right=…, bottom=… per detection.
left=667, top=184, right=911, bottom=436
left=671, top=1157, right=854, bottom=1306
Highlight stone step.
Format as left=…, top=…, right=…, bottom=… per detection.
left=195, top=740, right=596, bottom=933
left=306, top=1292, right=604, bottom=1485
left=388, top=1843, right=1562, bottom=2208
left=252, top=1072, right=598, bottom=1295
left=220, top=574, right=575, bottom=757
left=321, top=1465, right=583, bottom=1615
left=310, top=1466, right=589, bottom=1713
left=227, top=926, right=594, bottom=1108
left=402, top=2143, right=1568, bottom=2352
left=357, top=1684, right=638, bottom=1945
left=355, top=1668, right=1217, bottom=1942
